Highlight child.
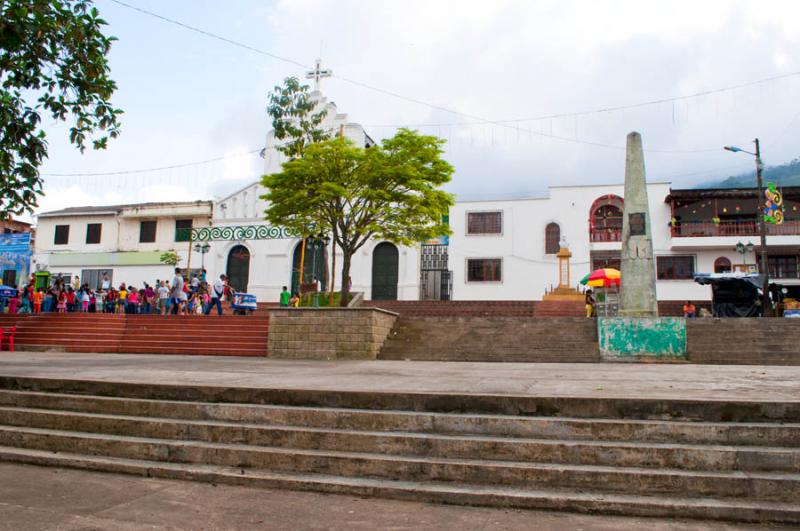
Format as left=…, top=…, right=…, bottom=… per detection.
left=8, top=292, right=19, bottom=314
left=57, top=290, right=67, bottom=313
left=33, top=288, right=43, bottom=314
left=81, top=289, right=90, bottom=312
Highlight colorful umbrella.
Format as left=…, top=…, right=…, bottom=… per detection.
left=580, top=268, right=621, bottom=287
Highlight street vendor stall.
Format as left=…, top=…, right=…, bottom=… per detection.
left=693, top=272, right=763, bottom=317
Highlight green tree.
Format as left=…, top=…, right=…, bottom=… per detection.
left=0, top=0, right=122, bottom=216
left=159, top=251, right=180, bottom=267
left=266, top=77, right=329, bottom=159
left=262, top=129, right=454, bottom=305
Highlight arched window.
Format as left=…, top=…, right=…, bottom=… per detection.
left=545, top=223, right=561, bottom=254
left=589, top=195, right=624, bottom=242
left=714, top=257, right=732, bottom=274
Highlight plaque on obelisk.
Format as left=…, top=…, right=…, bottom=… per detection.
left=619, top=132, right=658, bottom=317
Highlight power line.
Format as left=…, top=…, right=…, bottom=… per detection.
left=43, top=149, right=261, bottom=177
left=106, top=0, right=797, bottom=155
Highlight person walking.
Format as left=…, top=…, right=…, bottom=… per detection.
left=204, top=274, right=226, bottom=316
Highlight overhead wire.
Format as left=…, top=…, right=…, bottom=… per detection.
left=105, top=0, right=799, bottom=155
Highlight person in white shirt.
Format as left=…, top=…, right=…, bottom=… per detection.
left=157, top=281, right=170, bottom=315
left=204, top=274, right=227, bottom=315
left=170, top=268, right=185, bottom=315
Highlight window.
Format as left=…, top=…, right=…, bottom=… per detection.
left=86, top=223, right=102, bottom=244
left=81, top=269, right=113, bottom=290
left=760, top=255, right=799, bottom=279
left=54, top=225, right=70, bottom=245
left=467, top=212, right=502, bottom=235
left=714, top=257, right=732, bottom=274
left=175, top=219, right=192, bottom=242
left=657, top=255, right=695, bottom=280
left=545, top=223, right=561, bottom=254
left=2, top=270, right=16, bottom=287
left=139, top=220, right=157, bottom=243
left=467, top=258, right=502, bottom=282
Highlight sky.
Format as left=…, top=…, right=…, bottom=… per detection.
left=33, top=0, right=800, bottom=218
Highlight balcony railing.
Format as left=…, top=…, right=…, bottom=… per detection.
left=590, top=227, right=622, bottom=242
left=670, top=220, right=800, bottom=238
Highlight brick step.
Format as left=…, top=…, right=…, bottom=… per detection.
left=2, top=407, right=798, bottom=473
left=3, top=390, right=797, bottom=448
left=2, top=447, right=797, bottom=523
left=118, top=347, right=266, bottom=356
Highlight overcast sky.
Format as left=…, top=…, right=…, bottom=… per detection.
left=34, top=0, right=800, bottom=217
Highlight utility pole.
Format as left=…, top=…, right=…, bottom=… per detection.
left=754, top=138, right=772, bottom=316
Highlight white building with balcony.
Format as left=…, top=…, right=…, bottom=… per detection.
left=447, top=183, right=800, bottom=301
left=34, top=201, right=212, bottom=289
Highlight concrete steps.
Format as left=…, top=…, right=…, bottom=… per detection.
left=379, top=317, right=600, bottom=362
left=0, top=378, right=797, bottom=522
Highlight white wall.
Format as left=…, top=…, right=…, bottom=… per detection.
left=35, top=214, right=119, bottom=253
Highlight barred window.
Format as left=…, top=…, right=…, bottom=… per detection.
left=545, top=223, right=560, bottom=254
left=467, top=212, right=502, bottom=235
left=657, top=255, right=695, bottom=280
left=467, top=258, right=502, bottom=282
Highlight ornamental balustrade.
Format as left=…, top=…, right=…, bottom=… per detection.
left=176, top=225, right=299, bottom=242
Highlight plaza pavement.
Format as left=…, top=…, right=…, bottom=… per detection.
left=0, top=351, right=798, bottom=401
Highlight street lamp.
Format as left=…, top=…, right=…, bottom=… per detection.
left=724, top=139, right=771, bottom=315
left=734, top=241, right=754, bottom=266
left=193, top=242, right=211, bottom=270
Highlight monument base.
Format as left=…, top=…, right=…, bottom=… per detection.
left=597, top=317, right=686, bottom=361
left=542, top=287, right=584, bottom=302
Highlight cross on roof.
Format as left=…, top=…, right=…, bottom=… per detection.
left=305, top=58, right=332, bottom=91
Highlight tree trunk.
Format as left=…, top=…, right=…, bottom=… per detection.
left=339, top=251, right=352, bottom=307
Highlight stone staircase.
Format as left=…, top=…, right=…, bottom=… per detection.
left=379, top=317, right=600, bottom=362
left=0, top=376, right=797, bottom=523
left=366, top=300, right=537, bottom=317
left=687, top=318, right=800, bottom=365
left=12, top=314, right=269, bottom=357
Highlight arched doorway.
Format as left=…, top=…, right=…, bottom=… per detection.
left=372, top=242, right=399, bottom=300
left=226, top=245, right=251, bottom=292
left=714, top=257, right=732, bottom=273
left=291, top=240, right=328, bottom=295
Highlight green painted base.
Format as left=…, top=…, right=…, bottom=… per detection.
left=598, top=317, right=687, bottom=360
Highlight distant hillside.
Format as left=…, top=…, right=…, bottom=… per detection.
left=708, top=157, right=800, bottom=188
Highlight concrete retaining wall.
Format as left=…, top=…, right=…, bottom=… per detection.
left=267, top=308, right=398, bottom=360
left=598, top=317, right=687, bottom=360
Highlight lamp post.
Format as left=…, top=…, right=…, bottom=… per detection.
left=724, top=140, right=771, bottom=315
left=735, top=241, right=755, bottom=267
left=194, top=243, right=211, bottom=271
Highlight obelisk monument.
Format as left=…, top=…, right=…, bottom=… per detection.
left=619, top=132, right=658, bottom=317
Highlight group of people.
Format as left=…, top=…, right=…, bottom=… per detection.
left=5, top=269, right=234, bottom=316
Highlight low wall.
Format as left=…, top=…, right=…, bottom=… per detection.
left=267, top=308, right=398, bottom=360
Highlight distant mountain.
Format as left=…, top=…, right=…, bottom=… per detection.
left=705, top=157, right=800, bottom=188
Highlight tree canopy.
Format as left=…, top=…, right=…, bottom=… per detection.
left=266, top=77, right=329, bottom=159
left=262, top=128, right=454, bottom=304
left=0, top=0, right=122, bottom=216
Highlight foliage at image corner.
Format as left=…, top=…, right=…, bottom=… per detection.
left=0, top=0, right=123, bottom=217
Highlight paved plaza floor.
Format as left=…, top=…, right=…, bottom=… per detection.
left=0, top=463, right=787, bottom=531
left=0, top=351, right=799, bottom=401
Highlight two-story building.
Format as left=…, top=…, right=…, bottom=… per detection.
left=446, top=183, right=800, bottom=301
left=34, top=201, right=212, bottom=289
